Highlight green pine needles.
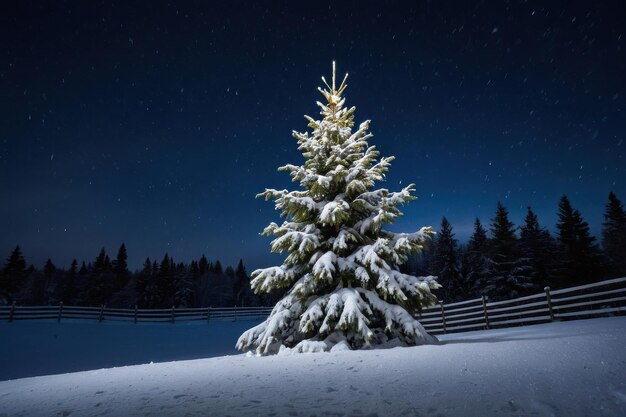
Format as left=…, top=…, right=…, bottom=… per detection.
left=237, top=62, right=440, bottom=355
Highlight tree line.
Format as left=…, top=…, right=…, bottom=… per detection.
left=414, top=192, right=626, bottom=302
left=0, top=245, right=282, bottom=308
left=2, top=192, right=625, bottom=307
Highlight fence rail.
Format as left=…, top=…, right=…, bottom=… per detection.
left=1, top=278, right=625, bottom=333
left=0, top=304, right=273, bottom=323
left=418, top=277, right=626, bottom=335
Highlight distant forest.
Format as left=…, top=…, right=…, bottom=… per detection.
left=0, top=247, right=283, bottom=308
left=408, top=193, right=626, bottom=302
left=1, top=192, right=625, bottom=307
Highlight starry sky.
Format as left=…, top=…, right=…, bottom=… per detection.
left=1, top=1, right=624, bottom=271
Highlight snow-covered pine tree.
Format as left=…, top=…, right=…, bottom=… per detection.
left=519, top=207, right=556, bottom=290
left=555, top=195, right=602, bottom=286
left=237, top=63, right=439, bottom=355
left=465, top=218, right=490, bottom=298
left=431, top=217, right=464, bottom=302
left=483, top=202, right=533, bottom=300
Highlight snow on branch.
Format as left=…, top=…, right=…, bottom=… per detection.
left=251, top=265, right=299, bottom=293
left=236, top=294, right=302, bottom=355
left=383, top=226, right=435, bottom=254
left=312, top=251, right=337, bottom=283
left=271, top=224, right=321, bottom=255
left=359, top=289, right=437, bottom=345
left=298, top=288, right=374, bottom=347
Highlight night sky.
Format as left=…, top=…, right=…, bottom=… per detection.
left=1, top=1, right=624, bottom=271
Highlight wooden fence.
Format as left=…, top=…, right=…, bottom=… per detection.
left=1, top=277, right=625, bottom=333
left=0, top=304, right=273, bottom=323
left=419, top=277, right=626, bottom=335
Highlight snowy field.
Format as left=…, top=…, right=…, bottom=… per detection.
left=0, top=318, right=263, bottom=380
left=1, top=317, right=625, bottom=417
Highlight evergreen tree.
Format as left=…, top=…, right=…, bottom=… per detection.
left=213, top=260, right=223, bottom=275
left=87, top=248, right=113, bottom=305
left=1, top=245, right=27, bottom=294
left=458, top=246, right=472, bottom=295
left=174, top=265, right=194, bottom=307
left=136, top=257, right=152, bottom=306
left=76, top=261, right=88, bottom=305
left=79, top=261, right=88, bottom=275
left=198, top=255, right=209, bottom=275
left=142, top=257, right=152, bottom=277
left=44, top=259, right=56, bottom=279
left=94, top=248, right=107, bottom=272
left=233, top=259, right=249, bottom=306
left=555, top=196, right=602, bottom=286
left=169, top=257, right=175, bottom=276
left=112, top=243, right=130, bottom=290
left=519, top=207, right=556, bottom=290
left=43, top=258, right=56, bottom=303
left=431, top=217, right=463, bottom=302
left=157, top=253, right=174, bottom=306
left=225, top=266, right=235, bottom=278
left=237, top=63, right=439, bottom=355
left=190, top=260, right=199, bottom=279
left=483, top=203, right=533, bottom=300
left=465, top=218, right=490, bottom=297
left=63, top=259, right=78, bottom=304
left=602, top=192, right=626, bottom=276
left=143, top=259, right=161, bottom=308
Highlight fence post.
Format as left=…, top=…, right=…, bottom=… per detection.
left=9, top=301, right=16, bottom=322
left=171, top=305, right=176, bottom=323
left=58, top=302, right=63, bottom=323
left=207, top=306, right=211, bottom=323
left=440, top=302, right=446, bottom=334
left=234, top=305, right=238, bottom=321
left=134, top=305, right=138, bottom=324
left=482, top=295, right=490, bottom=330
left=99, top=304, right=105, bottom=322
left=544, top=286, right=554, bottom=321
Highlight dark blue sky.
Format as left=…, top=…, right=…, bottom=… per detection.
left=1, top=1, right=624, bottom=271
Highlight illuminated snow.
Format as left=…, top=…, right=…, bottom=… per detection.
left=1, top=317, right=625, bottom=416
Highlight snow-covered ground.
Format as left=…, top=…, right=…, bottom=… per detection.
left=0, top=318, right=262, bottom=380
left=1, top=317, right=625, bottom=416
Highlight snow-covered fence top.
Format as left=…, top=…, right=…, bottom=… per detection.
left=1, top=277, right=625, bottom=332
left=0, top=304, right=273, bottom=324
left=419, top=277, right=626, bottom=335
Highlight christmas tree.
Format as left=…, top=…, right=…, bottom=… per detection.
left=237, top=63, right=440, bottom=355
